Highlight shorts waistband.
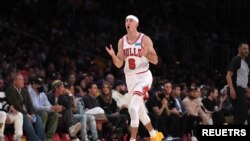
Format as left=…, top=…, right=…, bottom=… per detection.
left=136, top=69, right=148, bottom=74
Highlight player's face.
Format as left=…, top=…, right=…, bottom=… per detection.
left=125, top=19, right=138, bottom=30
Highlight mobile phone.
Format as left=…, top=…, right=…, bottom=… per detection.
left=32, top=115, right=36, bottom=122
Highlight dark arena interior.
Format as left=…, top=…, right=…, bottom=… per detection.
left=0, top=0, right=250, bottom=141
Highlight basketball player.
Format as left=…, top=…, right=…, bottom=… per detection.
left=106, top=15, right=163, bottom=141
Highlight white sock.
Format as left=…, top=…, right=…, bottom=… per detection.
left=130, top=138, right=136, bottom=141
left=149, top=130, right=157, bottom=137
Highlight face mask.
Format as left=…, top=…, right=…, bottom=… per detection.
left=37, top=87, right=44, bottom=93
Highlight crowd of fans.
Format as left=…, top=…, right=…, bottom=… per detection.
left=1, top=0, right=250, bottom=89
left=1, top=0, right=250, bottom=141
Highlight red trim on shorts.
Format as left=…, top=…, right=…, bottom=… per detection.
left=136, top=69, right=148, bottom=74
left=143, top=85, right=149, bottom=100
left=143, top=86, right=149, bottom=93
left=133, top=90, right=149, bottom=100
left=134, top=91, right=143, bottom=96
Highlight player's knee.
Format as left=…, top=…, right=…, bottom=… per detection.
left=128, top=106, right=139, bottom=115
left=128, top=106, right=137, bottom=116
left=140, top=114, right=150, bottom=125
left=130, top=119, right=139, bottom=127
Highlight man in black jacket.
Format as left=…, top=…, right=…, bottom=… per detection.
left=5, top=72, right=45, bottom=141
left=47, top=80, right=81, bottom=139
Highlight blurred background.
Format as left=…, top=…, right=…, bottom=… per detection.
left=1, top=0, right=250, bottom=89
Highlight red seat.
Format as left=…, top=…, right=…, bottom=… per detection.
left=61, top=133, right=70, bottom=141
left=4, top=135, right=9, bottom=141
left=5, top=134, right=13, bottom=141
left=54, top=133, right=61, bottom=141
left=4, top=134, right=27, bottom=141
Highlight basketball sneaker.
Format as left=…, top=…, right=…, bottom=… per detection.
left=150, top=131, right=164, bottom=141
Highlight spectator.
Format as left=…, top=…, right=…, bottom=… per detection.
left=74, top=74, right=89, bottom=97
left=28, top=76, right=62, bottom=141
left=219, top=85, right=233, bottom=116
left=105, top=74, right=115, bottom=87
left=146, top=89, right=170, bottom=137
left=168, top=84, right=187, bottom=138
left=65, top=83, right=99, bottom=141
left=112, top=80, right=131, bottom=119
left=46, top=80, right=81, bottom=140
left=98, top=82, right=128, bottom=139
left=5, top=72, right=46, bottom=141
left=202, top=87, right=227, bottom=124
left=82, top=82, right=106, bottom=140
left=67, top=73, right=76, bottom=86
left=0, top=91, right=23, bottom=141
left=0, top=78, right=5, bottom=91
left=182, top=84, right=212, bottom=137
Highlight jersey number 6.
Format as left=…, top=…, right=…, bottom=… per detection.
left=128, top=58, right=136, bottom=70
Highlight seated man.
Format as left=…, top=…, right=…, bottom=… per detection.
left=146, top=88, right=170, bottom=138
left=47, top=80, right=81, bottom=140
left=28, top=77, right=62, bottom=141
left=112, top=80, right=131, bottom=121
left=0, top=92, right=23, bottom=141
left=5, top=72, right=45, bottom=141
left=82, top=82, right=106, bottom=140
left=65, top=82, right=99, bottom=141
left=182, top=84, right=212, bottom=138
left=202, top=87, right=227, bottom=125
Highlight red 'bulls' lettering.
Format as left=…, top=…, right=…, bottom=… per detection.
left=124, top=48, right=142, bottom=58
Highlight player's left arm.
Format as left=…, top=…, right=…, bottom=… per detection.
left=143, top=36, right=158, bottom=65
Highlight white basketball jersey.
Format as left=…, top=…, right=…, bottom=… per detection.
left=123, top=33, right=149, bottom=75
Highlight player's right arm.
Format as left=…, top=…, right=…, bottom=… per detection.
left=106, top=39, right=124, bottom=68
